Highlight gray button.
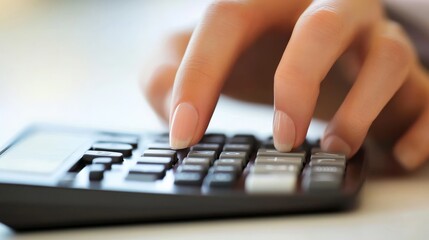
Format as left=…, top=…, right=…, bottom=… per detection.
left=309, top=158, right=346, bottom=168
left=223, top=144, right=252, bottom=153
left=303, top=173, right=342, bottom=192
left=308, top=165, right=344, bottom=176
left=209, top=165, right=241, bottom=175
left=219, top=151, right=248, bottom=162
left=251, top=164, right=300, bottom=174
left=257, top=148, right=306, bottom=159
left=255, top=156, right=303, bottom=166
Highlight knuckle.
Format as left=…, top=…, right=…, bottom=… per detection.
left=300, top=5, right=344, bottom=43
left=181, top=57, right=215, bottom=84
left=378, top=28, right=414, bottom=67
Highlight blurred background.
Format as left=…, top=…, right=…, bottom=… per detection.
left=2, top=0, right=320, bottom=146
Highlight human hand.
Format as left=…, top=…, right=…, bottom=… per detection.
left=142, top=0, right=429, bottom=170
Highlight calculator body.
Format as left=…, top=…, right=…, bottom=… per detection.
left=0, top=124, right=367, bottom=231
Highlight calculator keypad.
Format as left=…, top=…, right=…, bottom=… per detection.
left=74, top=133, right=351, bottom=194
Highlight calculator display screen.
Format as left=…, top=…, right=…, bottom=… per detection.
left=0, top=131, right=90, bottom=174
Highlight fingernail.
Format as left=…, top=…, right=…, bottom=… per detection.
left=321, top=135, right=351, bottom=157
left=170, top=102, right=198, bottom=149
left=394, top=144, right=420, bottom=171
left=273, top=110, right=295, bottom=152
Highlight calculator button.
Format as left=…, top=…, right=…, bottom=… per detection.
left=223, top=144, right=252, bottom=153
left=251, top=164, right=300, bottom=174
left=205, top=173, right=237, bottom=188
left=147, top=143, right=172, bottom=150
left=191, top=143, right=222, bottom=153
left=82, top=150, right=124, bottom=164
left=229, top=135, right=255, bottom=144
left=88, top=165, right=106, bottom=181
left=209, top=165, right=241, bottom=175
left=255, top=156, right=303, bottom=166
left=143, top=149, right=177, bottom=164
left=219, top=151, right=248, bottom=162
left=182, top=157, right=211, bottom=168
left=177, top=164, right=208, bottom=174
left=257, top=149, right=306, bottom=159
left=214, top=158, right=244, bottom=169
left=97, top=135, right=139, bottom=149
left=174, top=172, right=204, bottom=186
left=92, top=143, right=133, bottom=157
left=307, top=165, right=344, bottom=176
left=129, top=164, right=166, bottom=179
left=311, top=148, right=346, bottom=159
left=309, top=158, right=346, bottom=168
left=92, top=157, right=113, bottom=170
left=245, top=173, right=297, bottom=194
left=200, top=134, right=226, bottom=144
left=303, top=173, right=342, bottom=192
left=137, top=156, right=173, bottom=168
left=187, top=150, right=217, bottom=163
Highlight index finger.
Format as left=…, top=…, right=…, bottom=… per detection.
left=169, top=1, right=308, bottom=149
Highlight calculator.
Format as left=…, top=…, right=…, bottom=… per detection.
left=0, top=124, right=367, bottom=231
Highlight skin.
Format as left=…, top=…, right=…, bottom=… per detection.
left=142, top=0, right=429, bottom=171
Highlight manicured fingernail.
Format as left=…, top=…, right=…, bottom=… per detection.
left=321, top=135, right=351, bottom=157
left=394, top=144, right=420, bottom=171
left=170, top=102, right=198, bottom=149
left=273, top=110, right=295, bottom=152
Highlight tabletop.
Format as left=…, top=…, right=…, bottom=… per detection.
left=0, top=1, right=428, bottom=239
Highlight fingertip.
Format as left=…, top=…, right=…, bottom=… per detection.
left=393, top=141, right=422, bottom=171
left=321, top=135, right=352, bottom=158
left=169, top=102, right=199, bottom=149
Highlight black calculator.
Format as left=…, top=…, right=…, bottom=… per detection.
left=0, top=124, right=367, bottom=231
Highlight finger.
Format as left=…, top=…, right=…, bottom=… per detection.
left=142, top=31, right=192, bottom=121
left=169, top=0, right=305, bottom=149
left=273, top=0, right=380, bottom=151
left=394, top=70, right=429, bottom=170
left=321, top=21, right=415, bottom=157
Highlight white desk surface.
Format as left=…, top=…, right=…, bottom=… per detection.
left=0, top=1, right=428, bottom=239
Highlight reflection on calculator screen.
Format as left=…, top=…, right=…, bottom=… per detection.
left=0, top=132, right=90, bottom=174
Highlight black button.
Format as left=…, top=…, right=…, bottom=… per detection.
left=200, top=134, right=226, bottom=144
left=92, top=143, right=133, bottom=157
left=191, top=143, right=222, bottom=153
left=209, top=165, right=241, bottom=176
left=147, top=143, right=172, bottom=150
left=177, top=164, right=208, bottom=174
left=205, top=173, right=237, bottom=187
left=174, top=172, right=204, bottom=186
left=129, top=164, right=166, bottom=179
left=98, top=135, right=139, bottom=149
left=142, top=149, right=177, bottom=164
left=92, top=157, right=113, bottom=170
left=82, top=150, right=124, bottom=164
left=137, top=156, right=173, bottom=168
left=88, top=165, right=106, bottom=181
